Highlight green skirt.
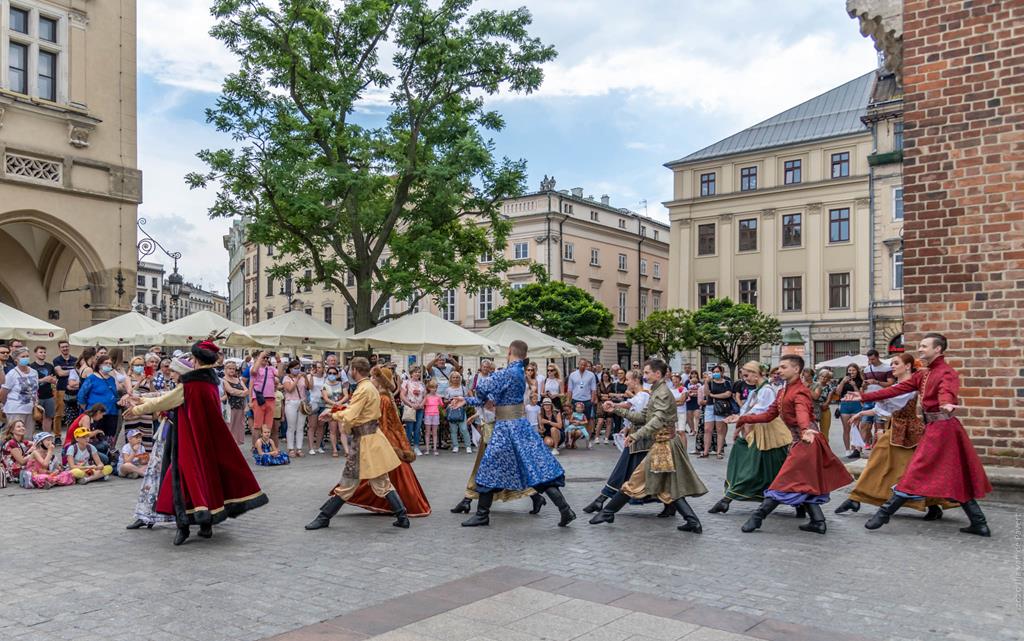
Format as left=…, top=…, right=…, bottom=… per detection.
left=724, top=437, right=788, bottom=502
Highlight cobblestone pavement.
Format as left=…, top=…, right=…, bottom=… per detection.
left=1, top=437, right=1021, bottom=641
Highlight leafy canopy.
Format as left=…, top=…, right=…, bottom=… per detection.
left=187, top=0, right=557, bottom=331
left=625, top=309, right=693, bottom=360
left=686, top=298, right=782, bottom=374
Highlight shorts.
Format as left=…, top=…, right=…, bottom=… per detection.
left=676, top=413, right=688, bottom=432
left=39, top=397, right=56, bottom=418
left=685, top=399, right=699, bottom=412
left=423, top=414, right=440, bottom=426
left=839, top=401, right=862, bottom=415
left=703, top=407, right=726, bottom=423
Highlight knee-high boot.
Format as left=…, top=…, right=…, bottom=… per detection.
left=864, top=494, right=908, bottom=530
left=529, top=493, right=547, bottom=515
left=959, top=500, right=991, bottom=537
left=305, top=496, right=345, bottom=530
left=544, top=487, right=576, bottom=527
left=385, top=491, right=410, bottom=529
left=582, top=494, right=607, bottom=514
left=462, top=491, right=492, bottom=527
left=741, top=497, right=779, bottom=533
left=798, top=503, right=827, bottom=534
left=673, top=498, right=702, bottom=534
left=589, top=490, right=630, bottom=525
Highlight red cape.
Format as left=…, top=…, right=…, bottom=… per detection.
left=155, top=367, right=267, bottom=525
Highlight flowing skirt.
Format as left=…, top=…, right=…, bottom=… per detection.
left=133, top=419, right=176, bottom=525
left=849, top=431, right=959, bottom=510
left=475, top=418, right=564, bottom=493
left=601, top=446, right=658, bottom=504
left=348, top=461, right=431, bottom=517
left=622, top=437, right=708, bottom=502
left=765, top=432, right=853, bottom=506
left=254, top=450, right=290, bottom=466
left=464, top=422, right=535, bottom=502
left=895, top=417, right=991, bottom=503
left=724, top=437, right=789, bottom=502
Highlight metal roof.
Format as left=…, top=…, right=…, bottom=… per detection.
left=666, top=71, right=876, bottom=166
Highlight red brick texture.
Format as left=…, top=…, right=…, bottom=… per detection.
left=902, top=0, right=1024, bottom=466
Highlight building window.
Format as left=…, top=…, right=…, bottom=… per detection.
left=479, top=250, right=493, bottom=263
left=37, top=48, right=55, bottom=101
left=380, top=298, right=391, bottom=323
left=893, top=251, right=904, bottom=289
left=303, top=270, right=312, bottom=292
left=511, top=283, right=526, bottom=291
left=738, top=218, right=758, bottom=252
left=346, top=271, right=355, bottom=287
left=266, top=276, right=274, bottom=296
left=700, top=172, right=716, bottom=197
left=5, top=5, right=63, bottom=101
left=653, top=263, right=661, bottom=279
left=151, top=291, right=158, bottom=305
left=477, top=288, right=493, bottom=320
left=8, top=41, right=27, bottom=93
left=346, top=305, right=355, bottom=329
left=784, top=159, right=802, bottom=185
left=151, top=277, right=158, bottom=289
left=653, top=230, right=659, bottom=241
left=782, top=213, right=802, bottom=248
left=640, top=225, right=647, bottom=237
left=590, top=248, right=599, bottom=266
left=590, top=211, right=599, bottom=221
left=782, top=276, right=802, bottom=312
left=829, top=272, right=851, bottom=309
left=513, top=242, right=529, bottom=260
left=738, top=279, right=758, bottom=307
left=618, top=254, right=627, bottom=271
left=267, top=246, right=273, bottom=256
left=304, top=307, right=313, bottom=316
left=831, top=152, right=850, bottom=178
left=640, top=293, right=647, bottom=320
left=563, top=243, right=574, bottom=261
left=893, top=187, right=903, bottom=220
left=618, top=219, right=626, bottom=229
left=441, top=289, right=456, bottom=321
left=640, top=259, right=647, bottom=275
left=9, top=6, right=28, bottom=33
left=697, top=282, right=716, bottom=307
left=894, top=121, right=904, bottom=151
left=137, top=275, right=146, bottom=287
left=740, top=166, right=757, bottom=191
left=814, top=339, right=860, bottom=366
left=829, top=208, right=851, bottom=243
left=267, top=311, right=274, bottom=320
left=618, top=291, right=627, bottom=324
left=136, top=292, right=145, bottom=305
left=323, top=306, right=332, bottom=324
left=653, top=292, right=661, bottom=311
left=562, top=203, right=574, bottom=214
left=38, top=15, right=56, bottom=42
left=697, top=223, right=716, bottom=256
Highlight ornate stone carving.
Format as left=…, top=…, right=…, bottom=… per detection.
left=68, top=123, right=91, bottom=148
left=718, top=213, right=733, bottom=222
left=855, top=197, right=870, bottom=208
left=807, top=202, right=822, bottom=214
left=540, top=175, right=557, bottom=191
left=760, top=208, right=776, bottom=219
left=847, top=0, right=903, bottom=82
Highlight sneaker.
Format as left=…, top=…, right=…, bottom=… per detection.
left=452, top=447, right=459, bottom=453
left=551, top=447, right=560, bottom=456
left=309, top=449, right=317, bottom=455
left=414, top=447, right=423, bottom=456
left=466, top=447, right=473, bottom=454
left=317, top=448, right=325, bottom=454
left=433, top=449, right=439, bottom=456
left=587, top=440, right=593, bottom=449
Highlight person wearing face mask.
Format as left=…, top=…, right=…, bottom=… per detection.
left=76, top=354, right=121, bottom=444
left=281, top=360, right=309, bottom=458
left=122, top=356, right=157, bottom=450
left=701, top=365, right=733, bottom=459
left=0, top=348, right=40, bottom=436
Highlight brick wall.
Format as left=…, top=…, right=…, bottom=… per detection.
left=901, top=0, right=1024, bottom=466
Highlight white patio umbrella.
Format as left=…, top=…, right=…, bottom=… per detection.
left=347, top=311, right=500, bottom=356
left=69, top=311, right=163, bottom=347
left=0, top=301, right=67, bottom=342
left=814, top=354, right=869, bottom=370
left=157, top=310, right=259, bottom=348
left=479, top=319, right=579, bottom=358
left=226, top=310, right=351, bottom=351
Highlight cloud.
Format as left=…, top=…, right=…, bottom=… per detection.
left=138, top=0, right=235, bottom=93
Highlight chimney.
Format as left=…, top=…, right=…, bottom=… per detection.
left=571, top=187, right=583, bottom=198
left=600, top=194, right=610, bottom=205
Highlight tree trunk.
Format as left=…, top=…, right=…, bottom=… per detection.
left=354, top=278, right=375, bottom=333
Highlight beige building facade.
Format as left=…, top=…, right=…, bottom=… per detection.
left=0, top=0, right=140, bottom=332
left=162, top=281, right=227, bottom=322
left=665, top=71, right=903, bottom=368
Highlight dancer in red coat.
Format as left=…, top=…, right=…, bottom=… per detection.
left=125, top=340, right=268, bottom=546
left=845, top=333, right=991, bottom=536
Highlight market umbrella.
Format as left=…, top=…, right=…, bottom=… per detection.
left=347, top=311, right=500, bottom=356
left=814, top=354, right=869, bottom=370
left=157, top=310, right=258, bottom=348
left=0, top=300, right=67, bottom=342
left=69, top=311, right=163, bottom=347
left=225, top=310, right=351, bottom=351
left=479, top=319, right=579, bottom=358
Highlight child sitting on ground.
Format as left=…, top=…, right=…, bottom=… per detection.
left=25, top=432, right=75, bottom=488
left=118, top=429, right=149, bottom=478
left=253, top=425, right=290, bottom=466
left=566, top=401, right=591, bottom=449
left=65, top=426, right=113, bottom=484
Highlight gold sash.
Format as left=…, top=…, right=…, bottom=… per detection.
left=745, top=418, right=792, bottom=451
left=648, top=432, right=676, bottom=473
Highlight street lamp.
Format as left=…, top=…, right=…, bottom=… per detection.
left=137, top=218, right=184, bottom=303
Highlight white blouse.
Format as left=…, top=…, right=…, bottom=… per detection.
left=739, top=385, right=777, bottom=417
left=871, top=391, right=915, bottom=419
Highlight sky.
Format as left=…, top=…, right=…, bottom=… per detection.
left=136, top=0, right=880, bottom=293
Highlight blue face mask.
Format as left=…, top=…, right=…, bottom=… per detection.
left=100, top=364, right=113, bottom=374
left=133, top=365, right=144, bottom=374
left=18, top=357, right=30, bottom=367
left=327, top=375, right=338, bottom=382
left=712, top=372, right=722, bottom=380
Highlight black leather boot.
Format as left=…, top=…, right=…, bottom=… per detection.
left=708, top=497, right=731, bottom=514
left=958, top=500, right=991, bottom=537
left=126, top=519, right=151, bottom=530
left=462, top=491, right=492, bottom=527
left=923, top=505, right=943, bottom=521
left=864, top=494, right=908, bottom=530
left=589, top=490, right=629, bottom=525
left=173, top=526, right=190, bottom=546
left=198, top=523, right=213, bottom=539
left=385, top=491, right=410, bottom=529
left=451, top=497, right=472, bottom=514
left=529, top=493, right=547, bottom=515
left=798, top=504, right=827, bottom=534
left=741, top=498, right=779, bottom=533
left=794, top=505, right=807, bottom=519
left=305, top=496, right=345, bottom=530
left=657, top=502, right=677, bottom=518
left=674, top=499, right=702, bottom=534
left=834, top=499, right=860, bottom=514
left=582, top=494, right=606, bottom=514
left=544, top=487, right=576, bottom=527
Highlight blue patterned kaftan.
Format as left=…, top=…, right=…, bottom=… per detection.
left=469, top=360, right=565, bottom=492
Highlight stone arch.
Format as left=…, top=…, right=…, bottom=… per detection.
left=0, top=209, right=107, bottom=281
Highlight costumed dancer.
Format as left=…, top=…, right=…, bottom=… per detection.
left=305, top=357, right=411, bottom=531
left=589, top=358, right=708, bottom=534
left=452, top=340, right=575, bottom=528
left=346, top=366, right=431, bottom=517
left=706, top=361, right=790, bottom=515
left=835, top=352, right=956, bottom=520
left=726, top=354, right=853, bottom=535
left=123, top=340, right=269, bottom=546
left=126, top=355, right=192, bottom=530
left=844, top=333, right=991, bottom=536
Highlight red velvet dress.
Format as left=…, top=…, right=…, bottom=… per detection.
left=861, top=356, right=991, bottom=503
left=154, top=367, right=268, bottom=525
left=347, top=394, right=431, bottom=517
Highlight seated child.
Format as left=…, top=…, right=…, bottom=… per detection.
left=65, top=426, right=113, bottom=484
left=25, top=432, right=74, bottom=489
left=253, top=425, right=290, bottom=466
left=118, top=429, right=150, bottom=478
left=566, top=401, right=591, bottom=449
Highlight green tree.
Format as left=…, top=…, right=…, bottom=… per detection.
left=489, top=270, right=613, bottom=350
left=685, top=298, right=781, bottom=375
left=625, top=309, right=693, bottom=360
left=187, top=0, right=556, bottom=331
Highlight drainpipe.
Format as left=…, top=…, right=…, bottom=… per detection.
left=557, top=200, right=566, bottom=283
left=868, top=123, right=877, bottom=350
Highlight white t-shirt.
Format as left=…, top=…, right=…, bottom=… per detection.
left=525, top=403, right=541, bottom=427
left=567, top=369, right=597, bottom=402
left=2, top=367, right=39, bottom=414
left=624, top=390, right=650, bottom=430
left=542, top=377, right=562, bottom=398
left=121, top=443, right=145, bottom=459
left=670, top=386, right=687, bottom=416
